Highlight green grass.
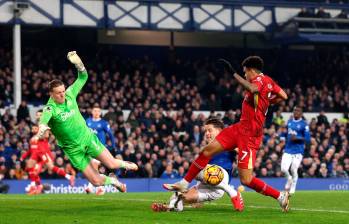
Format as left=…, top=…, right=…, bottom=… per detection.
left=0, top=191, right=348, bottom=224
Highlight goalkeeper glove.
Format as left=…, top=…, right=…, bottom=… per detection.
left=67, top=51, right=86, bottom=71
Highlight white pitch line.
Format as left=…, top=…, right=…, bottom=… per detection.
left=0, top=197, right=349, bottom=214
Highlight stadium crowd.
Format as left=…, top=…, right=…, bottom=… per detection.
left=0, top=47, right=348, bottom=180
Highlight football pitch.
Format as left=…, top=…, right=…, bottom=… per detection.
left=0, top=191, right=348, bottom=224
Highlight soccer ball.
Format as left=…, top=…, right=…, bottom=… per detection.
left=203, top=165, right=224, bottom=186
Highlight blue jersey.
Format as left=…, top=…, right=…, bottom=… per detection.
left=282, top=118, right=310, bottom=155
left=86, top=118, right=116, bottom=148
left=209, top=151, right=234, bottom=179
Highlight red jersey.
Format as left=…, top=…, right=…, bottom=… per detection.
left=21, top=138, right=51, bottom=161
left=239, top=74, right=281, bottom=137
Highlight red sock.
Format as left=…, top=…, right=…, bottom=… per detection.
left=27, top=167, right=37, bottom=182
left=52, top=166, right=67, bottom=177
left=246, top=177, right=280, bottom=199
left=184, top=153, right=211, bottom=182
left=34, top=175, right=41, bottom=186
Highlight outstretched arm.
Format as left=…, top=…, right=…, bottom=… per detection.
left=66, top=51, right=88, bottom=98
left=233, top=73, right=259, bottom=93
left=218, top=59, right=259, bottom=93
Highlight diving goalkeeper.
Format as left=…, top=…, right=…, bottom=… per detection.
left=35, top=51, right=138, bottom=192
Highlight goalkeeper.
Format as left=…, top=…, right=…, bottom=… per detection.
left=35, top=51, right=138, bottom=192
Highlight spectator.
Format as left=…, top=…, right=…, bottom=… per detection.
left=316, top=7, right=331, bottom=18
left=160, top=163, right=179, bottom=179
left=17, top=101, right=30, bottom=122
left=336, top=9, right=348, bottom=19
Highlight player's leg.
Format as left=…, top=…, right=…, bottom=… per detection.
left=216, top=168, right=243, bottom=211
left=85, top=159, right=104, bottom=195
left=82, top=161, right=126, bottom=192
left=96, top=149, right=138, bottom=171
left=87, top=135, right=137, bottom=171
left=65, top=145, right=127, bottom=192
left=237, top=136, right=289, bottom=212
left=85, top=159, right=100, bottom=194
left=44, top=154, right=75, bottom=186
left=281, top=153, right=293, bottom=191
left=163, top=139, right=225, bottom=192
left=289, top=154, right=303, bottom=194
left=25, top=159, right=38, bottom=192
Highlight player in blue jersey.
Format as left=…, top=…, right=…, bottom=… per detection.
left=152, top=117, right=244, bottom=212
left=85, top=104, right=116, bottom=195
left=280, top=106, right=310, bottom=194
left=86, top=104, right=116, bottom=149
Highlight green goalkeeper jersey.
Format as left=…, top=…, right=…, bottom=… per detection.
left=40, top=71, right=92, bottom=148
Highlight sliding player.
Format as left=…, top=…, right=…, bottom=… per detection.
left=152, top=117, right=243, bottom=212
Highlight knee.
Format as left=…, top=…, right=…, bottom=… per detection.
left=290, top=168, right=298, bottom=177
left=281, top=167, right=289, bottom=174
left=239, top=176, right=252, bottom=186
left=202, top=146, right=215, bottom=157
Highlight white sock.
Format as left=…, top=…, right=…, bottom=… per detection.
left=218, top=183, right=237, bottom=198
left=65, top=174, right=71, bottom=180
left=179, top=179, right=189, bottom=187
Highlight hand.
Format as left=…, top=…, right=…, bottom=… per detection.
left=67, top=51, right=85, bottom=71
left=218, top=58, right=236, bottom=74
left=290, top=134, right=297, bottom=142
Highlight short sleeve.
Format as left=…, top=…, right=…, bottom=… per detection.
left=251, top=76, right=263, bottom=92
left=271, top=79, right=281, bottom=94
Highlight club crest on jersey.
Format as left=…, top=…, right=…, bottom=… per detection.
left=59, top=110, right=75, bottom=121
left=44, top=106, right=52, bottom=112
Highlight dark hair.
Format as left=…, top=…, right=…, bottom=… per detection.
left=48, top=79, right=64, bottom=92
left=37, top=109, right=43, bottom=113
left=204, top=116, right=224, bottom=130
left=241, top=56, right=264, bottom=71
left=92, top=103, right=100, bottom=109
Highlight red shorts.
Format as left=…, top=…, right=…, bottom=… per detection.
left=30, top=152, right=54, bottom=164
left=215, top=123, right=263, bottom=169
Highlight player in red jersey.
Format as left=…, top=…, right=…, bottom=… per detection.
left=164, top=56, right=290, bottom=212
left=21, top=110, right=75, bottom=194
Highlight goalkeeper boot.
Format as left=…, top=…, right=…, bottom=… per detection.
left=124, top=161, right=138, bottom=171
left=278, top=191, right=290, bottom=212
left=96, top=186, right=105, bottom=196
left=109, top=173, right=127, bottom=193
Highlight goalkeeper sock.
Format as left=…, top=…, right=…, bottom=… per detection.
left=184, top=152, right=211, bottom=183
left=247, top=177, right=280, bottom=199
left=104, top=175, right=122, bottom=188
left=117, top=160, right=126, bottom=169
